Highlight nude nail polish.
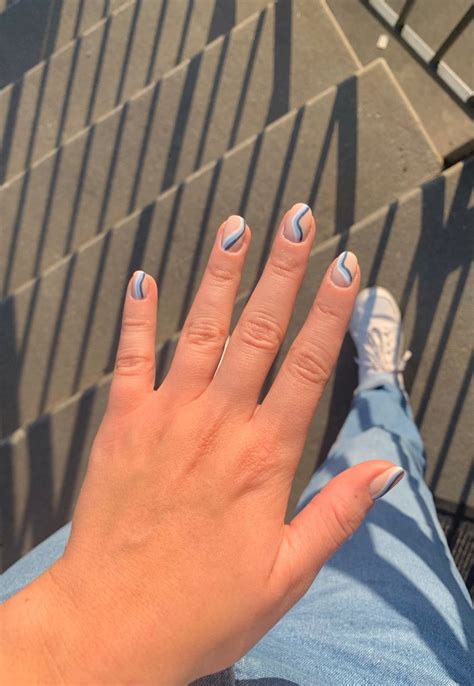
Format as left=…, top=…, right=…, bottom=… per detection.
left=221, top=216, right=246, bottom=252
left=282, top=203, right=312, bottom=243
left=369, top=466, right=405, bottom=501
left=331, top=251, right=358, bottom=287
left=131, top=270, right=147, bottom=299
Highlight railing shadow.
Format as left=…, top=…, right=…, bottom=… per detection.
left=0, top=0, right=295, bottom=434
left=0, top=0, right=65, bottom=88
left=0, top=44, right=360, bottom=570
left=0, top=0, right=259, bottom=283
left=0, top=0, right=124, bottom=180
left=0, top=8, right=472, bottom=676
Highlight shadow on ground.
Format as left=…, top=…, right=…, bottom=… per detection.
left=0, top=0, right=472, bottom=583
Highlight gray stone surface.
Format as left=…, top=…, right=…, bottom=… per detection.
left=0, top=0, right=361, bottom=293
left=0, top=0, right=270, bottom=183
left=0, top=0, right=129, bottom=88
left=0, top=378, right=112, bottom=570
left=0, top=60, right=441, bottom=434
left=1, top=159, right=471, bottom=570
left=327, top=0, right=474, bottom=161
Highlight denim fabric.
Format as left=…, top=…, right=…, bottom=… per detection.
left=234, top=381, right=473, bottom=685
left=2, top=380, right=472, bottom=685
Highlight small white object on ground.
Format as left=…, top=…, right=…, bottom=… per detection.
left=377, top=33, right=389, bottom=50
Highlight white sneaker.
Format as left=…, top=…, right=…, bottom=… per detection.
left=349, top=287, right=412, bottom=390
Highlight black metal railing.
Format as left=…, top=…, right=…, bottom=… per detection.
left=362, top=0, right=473, bottom=108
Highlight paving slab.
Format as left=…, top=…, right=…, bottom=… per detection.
left=0, top=0, right=130, bottom=88
left=0, top=0, right=360, bottom=293
left=0, top=0, right=270, bottom=183
left=0, top=60, right=441, bottom=433
left=326, top=0, right=474, bottom=162
left=1, top=158, right=471, bottom=570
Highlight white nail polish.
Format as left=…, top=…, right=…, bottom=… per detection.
left=369, top=466, right=405, bottom=501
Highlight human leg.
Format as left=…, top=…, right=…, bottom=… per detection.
left=235, top=382, right=472, bottom=685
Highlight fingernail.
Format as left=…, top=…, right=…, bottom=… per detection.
left=331, top=251, right=357, bottom=287
left=282, top=203, right=312, bottom=243
left=369, top=466, right=405, bottom=501
left=131, top=270, right=148, bottom=299
left=221, top=215, right=246, bottom=252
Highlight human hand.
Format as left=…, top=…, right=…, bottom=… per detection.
left=30, top=205, right=401, bottom=684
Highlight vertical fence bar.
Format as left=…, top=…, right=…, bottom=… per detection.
left=430, top=5, right=474, bottom=66
left=395, top=0, right=416, bottom=31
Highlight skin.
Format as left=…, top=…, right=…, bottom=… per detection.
left=0, top=206, right=398, bottom=684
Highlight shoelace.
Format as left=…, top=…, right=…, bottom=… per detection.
left=355, top=326, right=412, bottom=373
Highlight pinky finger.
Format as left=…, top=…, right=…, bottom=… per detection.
left=108, top=270, right=158, bottom=415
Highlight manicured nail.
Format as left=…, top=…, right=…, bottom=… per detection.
left=131, top=270, right=148, bottom=299
left=369, top=466, right=405, bottom=501
left=331, top=251, right=357, bottom=287
left=282, top=203, right=312, bottom=243
left=221, top=215, right=246, bottom=252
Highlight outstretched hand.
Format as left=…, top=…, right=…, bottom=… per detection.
left=7, top=205, right=401, bottom=684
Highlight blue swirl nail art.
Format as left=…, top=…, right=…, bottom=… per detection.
left=132, top=270, right=146, bottom=299
left=291, top=204, right=310, bottom=242
left=335, top=251, right=353, bottom=285
left=372, top=468, right=405, bottom=500
left=222, top=217, right=246, bottom=251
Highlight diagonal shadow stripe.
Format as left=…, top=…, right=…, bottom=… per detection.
left=161, top=51, right=203, bottom=192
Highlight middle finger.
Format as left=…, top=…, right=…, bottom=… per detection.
left=210, top=203, right=315, bottom=416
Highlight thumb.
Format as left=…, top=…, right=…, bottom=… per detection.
left=277, top=461, right=404, bottom=602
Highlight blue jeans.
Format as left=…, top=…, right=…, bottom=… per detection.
left=2, top=382, right=472, bottom=684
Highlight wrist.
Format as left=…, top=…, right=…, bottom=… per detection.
left=0, top=562, right=132, bottom=684
left=0, top=568, right=65, bottom=682
left=0, top=557, right=189, bottom=684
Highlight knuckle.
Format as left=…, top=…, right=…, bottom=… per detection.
left=285, top=345, right=332, bottom=387
left=184, top=316, right=227, bottom=351
left=207, top=261, right=236, bottom=287
left=312, top=300, right=343, bottom=323
left=268, top=253, right=301, bottom=281
left=242, top=442, right=272, bottom=474
left=235, top=440, right=277, bottom=490
left=115, top=352, right=155, bottom=375
left=121, top=315, right=154, bottom=332
left=239, top=310, right=284, bottom=353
